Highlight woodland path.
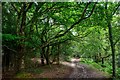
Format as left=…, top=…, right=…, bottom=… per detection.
left=61, top=58, right=108, bottom=78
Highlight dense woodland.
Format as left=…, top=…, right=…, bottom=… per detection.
left=2, top=2, right=120, bottom=79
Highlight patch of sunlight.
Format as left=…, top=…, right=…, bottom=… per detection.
left=71, top=63, right=76, bottom=67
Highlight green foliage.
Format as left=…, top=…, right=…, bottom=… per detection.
left=64, top=57, right=71, bottom=62
left=2, top=2, right=120, bottom=78
left=81, top=58, right=120, bottom=78
left=116, top=68, right=120, bottom=77
left=15, top=68, right=43, bottom=78
left=24, top=57, right=39, bottom=68
left=80, top=58, right=102, bottom=69
left=2, top=34, right=19, bottom=41
left=15, top=72, right=32, bottom=78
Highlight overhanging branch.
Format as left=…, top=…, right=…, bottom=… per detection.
left=54, top=2, right=97, bottom=39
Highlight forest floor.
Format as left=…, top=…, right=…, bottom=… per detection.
left=28, top=58, right=109, bottom=78
left=3, top=58, right=110, bottom=79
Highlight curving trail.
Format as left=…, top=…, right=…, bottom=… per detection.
left=61, top=58, right=108, bottom=78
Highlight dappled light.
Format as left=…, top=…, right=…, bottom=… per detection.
left=2, top=1, right=120, bottom=79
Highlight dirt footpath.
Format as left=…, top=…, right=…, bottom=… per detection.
left=61, top=58, right=109, bottom=78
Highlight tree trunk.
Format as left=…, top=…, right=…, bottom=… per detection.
left=57, top=44, right=60, bottom=65
left=105, top=2, right=116, bottom=77
left=15, top=3, right=27, bottom=73
left=46, top=46, right=50, bottom=65
left=2, top=48, right=10, bottom=72
left=102, top=58, right=104, bottom=65
left=108, top=22, right=116, bottom=77
left=94, top=55, right=97, bottom=62
left=15, top=45, right=24, bottom=73
left=118, top=42, right=120, bottom=67
left=41, top=47, right=45, bottom=65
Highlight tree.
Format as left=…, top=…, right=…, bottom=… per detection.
left=105, top=2, right=120, bottom=77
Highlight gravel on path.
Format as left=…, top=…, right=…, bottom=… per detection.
left=61, top=58, right=108, bottom=78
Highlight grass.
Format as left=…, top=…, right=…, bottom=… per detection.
left=15, top=68, right=43, bottom=78
left=80, top=58, right=111, bottom=77
left=15, top=72, right=32, bottom=78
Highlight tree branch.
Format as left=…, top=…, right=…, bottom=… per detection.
left=82, top=2, right=97, bottom=20
left=25, top=3, right=33, bottom=13
left=42, top=3, right=57, bottom=13
left=2, top=45, right=17, bottom=53
left=39, top=2, right=97, bottom=48
left=54, top=2, right=97, bottom=39
left=114, top=38, right=120, bottom=46
left=112, top=2, right=120, bottom=15
left=81, top=2, right=91, bottom=19
left=49, top=38, right=71, bottom=46
left=102, top=54, right=111, bottom=59
left=26, top=2, right=45, bottom=26
left=11, top=3, right=19, bottom=14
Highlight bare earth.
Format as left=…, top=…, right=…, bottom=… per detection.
left=68, top=63, right=107, bottom=78
left=31, top=64, right=73, bottom=78
left=3, top=58, right=110, bottom=79
left=32, top=58, right=109, bottom=78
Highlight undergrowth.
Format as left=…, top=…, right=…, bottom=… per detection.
left=80, top=58, right=120, bottom=78
left=15, top=68, right=43, bottom=78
